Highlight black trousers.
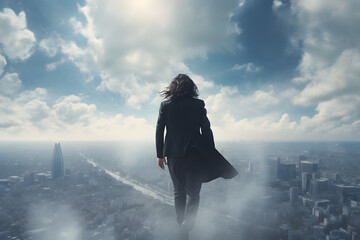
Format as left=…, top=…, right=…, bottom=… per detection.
left=167, top=148, right=203, bottom=230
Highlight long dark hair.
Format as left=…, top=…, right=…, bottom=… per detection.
left=160, top=74, right=199, bottom=99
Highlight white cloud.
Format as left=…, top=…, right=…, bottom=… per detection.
left=205, top=86, right=280, bottom=125
left=0, top=74, right=154, bottom=141
left=293, top=0, right=359, bottom=67
left=1, top=2, right=359, bottom=141
left=24, top=99, right=51, bottom=124
left=286, top=0, right=360, bottom=82
left=0, top=86, right=50, bottom=132
left=202, top=86, right=298, bottom=141
left=293, top=49, right=360, bottom=106
left=0, top=8, right=36, bottom=60
left=39, top=34, right=93, bottom=72
left=0, top=72, right=22, bottom=96
left=211, top=107, right=360, bottom=142
left=53, top=95, right=96, bottom=125
left=273, top=0, right=283, bottom=9
left=0, top=75, right=358, bottom=141
left=86, top=114, right=154, bottom=141
left=97, top=72, right=158, bottom=109
left=0, top=54, right=6, bottom=76
left=17, top=87, right=47, bottom=102
left=46, top=58, right=66, bottom=71
left=0, top=93, right=155, bottom=141
left=232, top=62, right=261, bottom=72
left=203, top=81, right=360, bottom=141
left=241, top=0, right=360, bottom=141
left=212, top=113, right=299, bottom=141
left=239, top=0, right=246, bottom=8
left=40, top=0, right=239, bottom=108
left=298, top=95, right=360, bottom=133
left=39, top=34, right=63, bottom=57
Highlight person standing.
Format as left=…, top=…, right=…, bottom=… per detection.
left=155, top=74, right=237, bottom=240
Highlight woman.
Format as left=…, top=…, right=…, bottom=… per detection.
left=156, top=74, right=237, bottom=240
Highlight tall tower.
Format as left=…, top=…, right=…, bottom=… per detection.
left=51, top=142, right=64, bottom=179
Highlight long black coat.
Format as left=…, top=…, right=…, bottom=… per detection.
left=155, top=95, right=238, bottom=183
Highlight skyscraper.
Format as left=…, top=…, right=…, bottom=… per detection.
left=302, top=172, right=312, bottom=192
left=51, top=142, right=64, bottom=179
left=300, top=161, right=318, bottom=174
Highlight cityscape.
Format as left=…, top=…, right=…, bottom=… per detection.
left=0, top=0, right=359, bottom=239
left=0, top=141, right=359, bottom=240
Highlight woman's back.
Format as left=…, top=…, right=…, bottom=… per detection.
left=156, top=95, right=214, bottom=158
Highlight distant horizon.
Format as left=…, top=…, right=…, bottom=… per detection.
left=1, top=140, right=360, bottom=145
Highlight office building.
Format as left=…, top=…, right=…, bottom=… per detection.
left=51, top=142, right=64, bottom=179
left=300, top=161, right=318, bottom=174
left=290, top=187, right=299, bottom=202
left=310, top=178, right=329, bottom=194
left=302, top=172, right=312, bottom=192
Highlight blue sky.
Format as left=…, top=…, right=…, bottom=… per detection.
left=0, top=0, right=359, bottom=141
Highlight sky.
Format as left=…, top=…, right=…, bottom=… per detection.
left=0, top=0, right=359, bottom=141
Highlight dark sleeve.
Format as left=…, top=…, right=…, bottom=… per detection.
left=200, top=101, right=215, bottom=148
left=155, top=102, right=166, bottom=158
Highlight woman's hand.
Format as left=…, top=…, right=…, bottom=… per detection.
left=157, top=157, right=167, bottom=170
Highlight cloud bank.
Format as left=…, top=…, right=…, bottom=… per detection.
left=1, top=0, right=360, bottom=141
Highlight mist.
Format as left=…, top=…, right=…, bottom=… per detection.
left=27, top=201, right=85, bottom=240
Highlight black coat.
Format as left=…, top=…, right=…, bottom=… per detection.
left=155, top=95, right=238, bottom=183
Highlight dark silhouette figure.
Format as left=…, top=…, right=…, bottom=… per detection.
left=156, top=74, right=238, bottom=240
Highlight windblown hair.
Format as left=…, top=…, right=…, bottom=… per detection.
left=161, top=74, right=199, bottom=100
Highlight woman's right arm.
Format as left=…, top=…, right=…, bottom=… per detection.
left=156, top=102, right=166, bottom=158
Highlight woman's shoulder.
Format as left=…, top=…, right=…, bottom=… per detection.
left=160, top=99, right=171, bottom=108
left=161, top=96, right=204, bottom=108
left=191, top=97, right=205, bottom=107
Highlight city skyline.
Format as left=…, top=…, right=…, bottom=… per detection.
left=0, top=141, right=359, bottom=239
